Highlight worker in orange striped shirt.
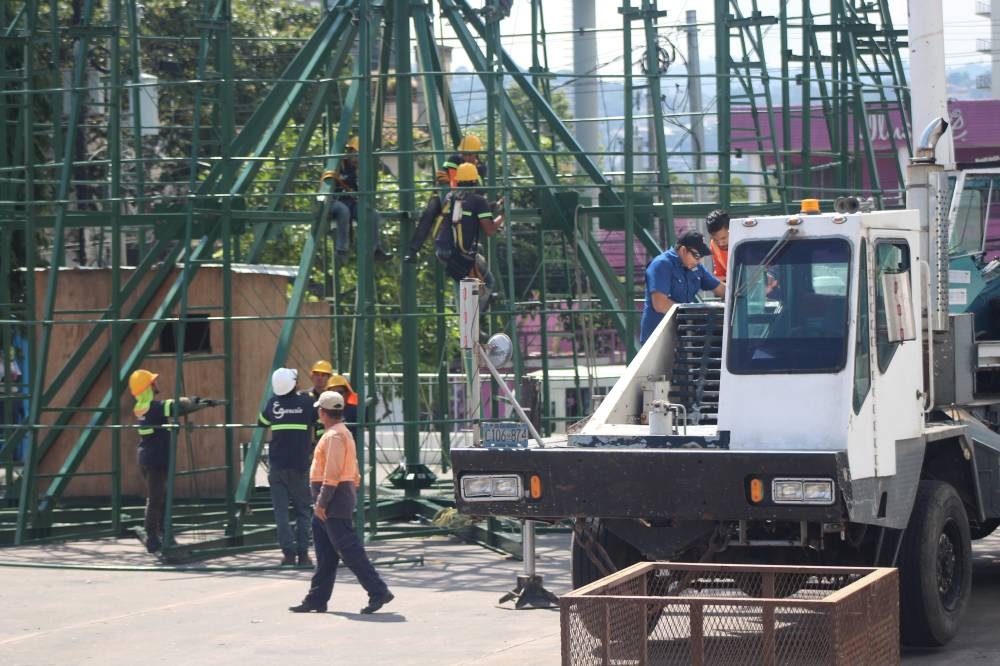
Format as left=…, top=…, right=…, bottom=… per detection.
left=289, top=391, right=394, bottom=615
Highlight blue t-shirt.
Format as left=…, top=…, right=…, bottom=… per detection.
left=639, top=248, right=720, bottom=342
left=258, top=392, right=316, bottom=471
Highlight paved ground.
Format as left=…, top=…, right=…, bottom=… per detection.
left=2, top=530, right=1000, bottom=665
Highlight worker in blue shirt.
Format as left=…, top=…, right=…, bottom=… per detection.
left=259, top=367, right=317, bottom=566
left=639, top=230, right=725, bottom=343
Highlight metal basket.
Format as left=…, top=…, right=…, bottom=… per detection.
left=561, top=562, right=898, bottom=665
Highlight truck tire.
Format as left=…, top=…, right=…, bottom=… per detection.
left=571, top=521, right=642, bottom=589
left=571, top=521, right=661, bottom=637
left=899, top=480, right=972, bottom=647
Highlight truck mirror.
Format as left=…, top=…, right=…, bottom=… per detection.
left=881, top=272, right=916, bottom=342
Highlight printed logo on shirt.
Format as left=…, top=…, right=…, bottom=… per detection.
left=272, top=402, right=304, bottom=419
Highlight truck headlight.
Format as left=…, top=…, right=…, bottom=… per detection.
left=773, top=480, right=803, bottom=502
left=772, top=478, right=835, bottom=505
left=461, top=476, right=493, bottom=498
left=460, top=474, right=523, bottom=501
left=802, top=480, right=834, bottom=503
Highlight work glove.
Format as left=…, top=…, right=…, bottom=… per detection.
left=436, top=170, right=450, bottom=184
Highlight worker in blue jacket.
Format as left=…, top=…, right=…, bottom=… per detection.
left=259, top=367, right=317, bottom=566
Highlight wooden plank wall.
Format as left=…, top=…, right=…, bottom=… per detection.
left=33, top=266, right=330, bottom=498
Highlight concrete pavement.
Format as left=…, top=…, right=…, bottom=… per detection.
left=2, top=530, right=1000, bottom=664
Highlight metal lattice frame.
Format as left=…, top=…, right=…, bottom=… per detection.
left=0, top=0, right=911, bottom=558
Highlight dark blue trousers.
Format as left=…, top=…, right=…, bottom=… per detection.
left=305, top=515, right=389, bottom=606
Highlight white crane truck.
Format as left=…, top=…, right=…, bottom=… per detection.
left=451, top=120, right=1000, bottom=646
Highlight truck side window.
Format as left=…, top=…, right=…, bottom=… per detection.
left=874, top=240, right=911, bottom=372
left=853, top=240, right=871, bottom=413
left=949, top=174, right=997, bottom=256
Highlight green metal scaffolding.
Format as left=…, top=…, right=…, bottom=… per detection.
left=0, top=0, right=910, bottom=560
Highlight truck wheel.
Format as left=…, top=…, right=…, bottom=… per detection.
left=571, top=521, right=642, bottom=589
left=899, top=480, right=972, bottom=647
left=571, top=521, right=661, bottom=636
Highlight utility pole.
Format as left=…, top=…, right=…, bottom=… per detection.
left=686, top=10, right=705, bottom=203
left=572, top=0, right=599, bottom=164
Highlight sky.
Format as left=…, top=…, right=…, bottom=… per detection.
left=439, top=1, right=991, bottom=74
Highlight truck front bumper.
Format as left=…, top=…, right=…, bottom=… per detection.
left=451, top=447, right=845, bottom=522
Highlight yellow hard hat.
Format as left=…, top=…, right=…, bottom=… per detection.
left=346, top=136, right=360, bottom=152
left=311, top=360, right=333, bottom=375
left=457, top=134, right=482, bottom=152
left=326, top=374, right=354, bottom=393
left=129, top=369, right=158, bottom=397
left=455, top=162, right=479, bottom=184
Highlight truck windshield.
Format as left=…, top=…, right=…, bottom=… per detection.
left=728, top=238, right=852, bottom=374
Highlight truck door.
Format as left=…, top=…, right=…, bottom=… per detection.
left=865, top=234, right=923, bottom=476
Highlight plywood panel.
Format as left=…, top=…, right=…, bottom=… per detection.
left=33, top=266, right=331, bottom=499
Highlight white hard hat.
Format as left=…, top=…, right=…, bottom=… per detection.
left=271, top=367, right=298, bottom=395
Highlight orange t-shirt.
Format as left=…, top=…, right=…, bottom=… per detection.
left=710, top=239, right=728, bottom=279
left=310, top=421, right=361, bottom=487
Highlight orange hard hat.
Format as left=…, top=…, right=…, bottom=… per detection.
left=129, top=369, right=158, bottom=397
left=346, top=136, right=360, bottom=152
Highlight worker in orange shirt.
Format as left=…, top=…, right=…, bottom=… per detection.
left=288, top=391, right=394, bottom=615
left=706, top=209, right=730, bottom=281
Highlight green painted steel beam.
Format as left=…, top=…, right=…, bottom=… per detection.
left=440, top=0, right=634, bottom=338
left=200, top=3, right=357, bottom=197
left=412, top=1, right=462, bottom=148
left=13, top=211, right=315, bottom=227
left=33, top=227, right=223, bottom=515
left=247, top=25, right=358, bottom=259
left=447, top=0, right=622, bottom=200
left=13, top=238, right=185, bottom=487
left=18, top=0, right=99, bottom=543
left=393, top=0, right=422, bottom=500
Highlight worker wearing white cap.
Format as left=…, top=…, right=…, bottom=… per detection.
left=289, top=391, right=394, bottom=615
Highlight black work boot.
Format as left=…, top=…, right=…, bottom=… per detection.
left=297, top=552, right=313, bottom=567
left=288, top=600, right=327, bottom=613
left=360, top=591, right=395, bottom=615
left=280, top=550, right=296, bottom=566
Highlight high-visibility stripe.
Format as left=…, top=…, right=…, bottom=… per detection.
left=163, top=399, right=174, bottom=417
left=258, top=415, right=271, bottom=426
left=138, top=428, right=154, bottom=436
left=478, top=211, right=492, bottom=219
left=271, top=423, right=309, bottom=431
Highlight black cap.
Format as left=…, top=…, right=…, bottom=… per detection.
left=677, top=230, right=711, bottom=257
